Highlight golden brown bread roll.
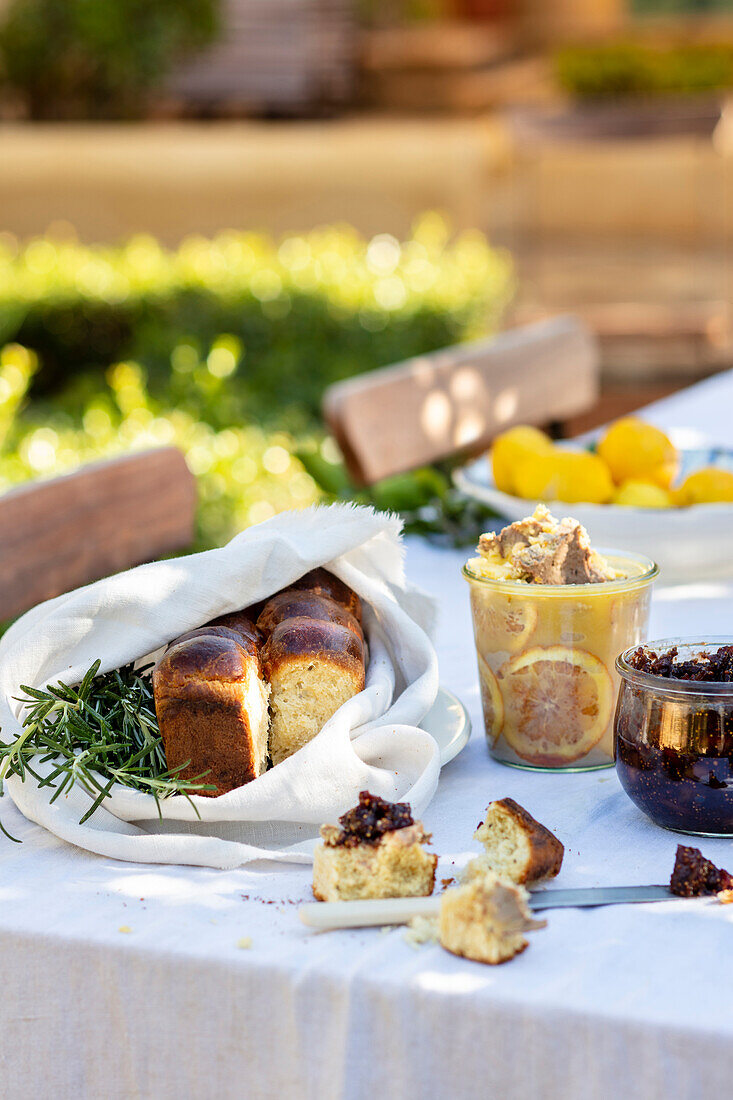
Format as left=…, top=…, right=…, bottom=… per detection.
left=153, top=571, right=365, bottom=785
left=257, top=590, right=362, bottom=640
left=172, top=625, right=252, bottom=650
left=153, top=614, right=269, bottom=797
left=203, top=610, right=261, bottom=656
left=261, top=616, right=366, bottom=766
left=287, top=568, right=362, bottom=622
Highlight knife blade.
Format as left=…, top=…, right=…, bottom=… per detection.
left=528, top=884, right=672, bottom=910
left=299, top=885, right=674, bottom=931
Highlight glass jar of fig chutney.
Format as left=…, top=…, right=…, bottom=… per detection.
left=615, top=639, right=733, bottom=836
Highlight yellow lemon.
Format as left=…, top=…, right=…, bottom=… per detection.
left=597, top=417, right=678, bottom=489
left=497, top=645, right=614, bottom=766
left=491, top=426, right=554, bottom=495
left=675, top=467, right=733, bottom=506
left=613, top=480, right=674, bottom=509
left=514, top=450, right=614, bottom=505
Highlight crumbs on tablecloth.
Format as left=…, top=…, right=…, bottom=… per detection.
left=241, top=894, right=306, bottom=906
left=118, top=925, right=132, bottom=934
left=441, top=877, right=456, bottom=890
left=237, top=937, right=253, bottom=950
left=403, top=916, right=439, bottom=948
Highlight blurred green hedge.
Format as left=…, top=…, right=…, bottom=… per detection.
left=0, top=218, right=512, bottom=550
left=555, top=42, right=733, bottom=100
left=0, top=217, right=512, bottom=429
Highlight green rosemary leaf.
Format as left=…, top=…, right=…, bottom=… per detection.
left=0, top=817, right=20, bottom=843
left=1, top=659, right=214, bottom=837
left=79, top=774, right=118, bottom=824
left=182, top=792, right=204, bottom=821
left=16, top=685, right=57, bottom=703
left=78, top=660, right=102, bottom=699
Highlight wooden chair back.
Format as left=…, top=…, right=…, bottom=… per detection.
left=323, top=315, right=600, bottom=485
left=0, top=447, right=196, bottom=621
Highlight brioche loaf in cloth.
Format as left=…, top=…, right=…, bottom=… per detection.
left=0, top=505, right=441, bottom=868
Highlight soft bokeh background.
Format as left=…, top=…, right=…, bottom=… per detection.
left=0, top=0, right=731, bottom=552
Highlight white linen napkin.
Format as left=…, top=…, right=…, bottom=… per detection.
left=0, top=504, right=441, bottom=868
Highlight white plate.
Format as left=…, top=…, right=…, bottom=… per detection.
left=421, top=686, right=471, bottom=766
left=454, top=443, right=733, bottom=584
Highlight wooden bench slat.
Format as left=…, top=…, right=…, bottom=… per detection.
left=0, top=448, right=196, bottom=620
left=323, top=316, right=600, bottom=485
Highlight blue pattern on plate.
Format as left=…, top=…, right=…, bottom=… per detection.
left=678, top=447, right=733, bottom=479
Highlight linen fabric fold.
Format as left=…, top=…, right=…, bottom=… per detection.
left=0, top=504, right=441, bottom=868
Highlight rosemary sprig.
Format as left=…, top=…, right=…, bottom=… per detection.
left=0, top=659, right=215, bottom=838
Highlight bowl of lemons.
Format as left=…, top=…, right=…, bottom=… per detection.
left=454, top=418, right=733, bottom=581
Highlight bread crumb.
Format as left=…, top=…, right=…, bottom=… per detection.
left=403, top=915, right=439, bottom=948
left=718, top=890, right=733, bottom=904
left=237, top=937, right=253, bottom=949
left=118, top=926, right=132, bottom=934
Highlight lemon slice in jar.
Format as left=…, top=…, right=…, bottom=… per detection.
left=477, top=654, right=505, bottom=743
left=497, top=645, right=613, bottom=766
left=472, top=598, right=538, bottom=655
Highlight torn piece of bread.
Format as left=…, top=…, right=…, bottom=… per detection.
left=312, top=791, right=437, bottom=902
left=439, top=872, right=546, bottom=965
left=468, top=798, right=564, bottom=885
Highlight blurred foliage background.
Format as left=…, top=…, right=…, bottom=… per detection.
left=0, top=216, right=512, bottom=549
left=0, top=0, right=218, bottom=119
left=555, top=41, right=733, bottom=100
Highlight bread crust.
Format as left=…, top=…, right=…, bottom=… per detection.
left=287, top=568, right=362, bottom=621
left=171, top=625, right=251, bottom=651
left=257, top=591, right=362, bottom=640
left=476, top=798, right=564, bottom=884
left=261, top=617, right=365, bottom=681
left=155, top=635, right=252, bottom=691
left=203, top=611, right=261, bottom=656
left=440, top=938, right=528, bottom=965
left=153, top=615, right=268, bottom=796
left=156, top=697, right=261, bottom=795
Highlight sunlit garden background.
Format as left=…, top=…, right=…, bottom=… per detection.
left=0, top=0, right=732, bottom=556
left=0, top=217, right=512, bottom=548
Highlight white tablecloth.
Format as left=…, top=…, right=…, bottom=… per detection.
left=2, top=372, right=733, bottom=1100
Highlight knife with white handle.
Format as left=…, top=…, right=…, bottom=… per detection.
left=299, top=885, right=674, bottom=931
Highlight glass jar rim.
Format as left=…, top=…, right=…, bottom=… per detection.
left=616, top=637, right=733, bottom=696
left=462, top=547, right=658, bottom=595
